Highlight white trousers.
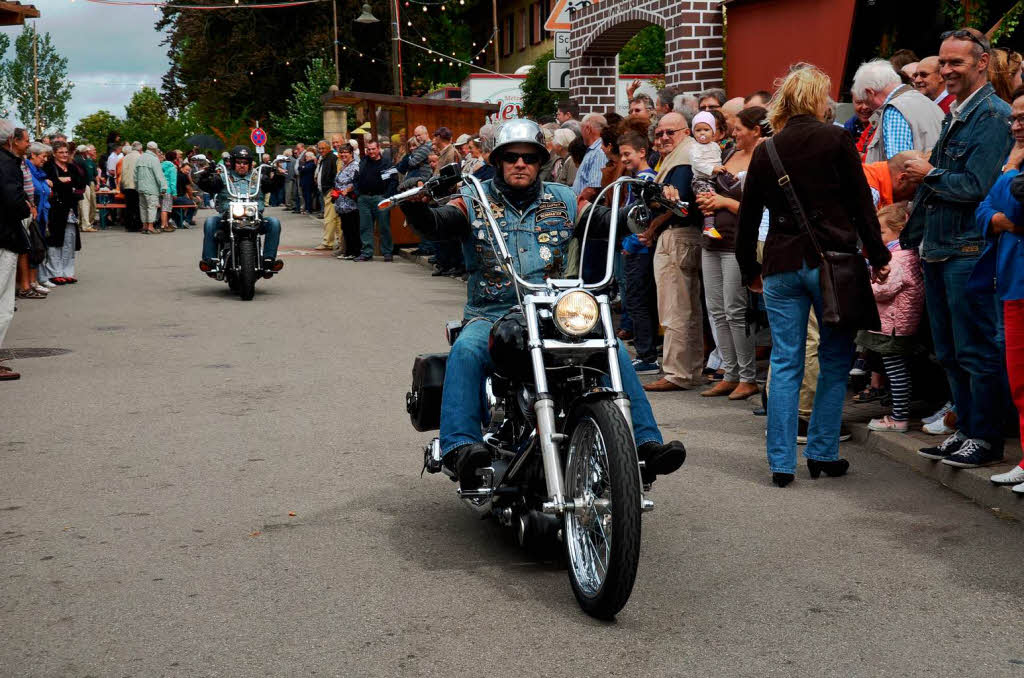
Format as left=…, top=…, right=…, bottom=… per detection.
left=41, top=225, right=75, bottom=279
left=0, top=248, right=17, bottom=348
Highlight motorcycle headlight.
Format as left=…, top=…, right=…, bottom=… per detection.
left=230, top=203, right=245, bottom=218
left=245, top=205, right=257, bottom=218
left=553, top=291, right=600, bottom=337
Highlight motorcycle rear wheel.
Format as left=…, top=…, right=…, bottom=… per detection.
left=237, top=239, right=257, bottom=301
left=563, top=399, right=641, bottom=620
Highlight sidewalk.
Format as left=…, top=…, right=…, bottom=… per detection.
left=399, top=247, right=1024, bottom=521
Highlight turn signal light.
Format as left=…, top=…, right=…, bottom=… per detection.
left=199, top=261, right=212, bottom=272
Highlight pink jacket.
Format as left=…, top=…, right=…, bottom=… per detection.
left=871, top=244, right=924, bottom=337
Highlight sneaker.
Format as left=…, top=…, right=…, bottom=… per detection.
left=40, top=280, right=55, bottom=288
left=849, top=357, right=868, bottom=377
left=922, top=401, right=953, bottom=425
left=1013, top=482, right=1024, bottom=495
left=923, top=412, right=956, bottom=436
left=353, top=255, right=372, bottom=262
left=918, top=431, right=966, bottom=460
left=30, top=283, right=50, bottom=294
left=990, top=465, right=1024, bottom=485
left=796, top=417, right=852, bottom=444
left=631, top=358, right=660, bottom=375
left=702, top=225, right=723, bottom=239
left=941, top=439, right=1003, bottom=468
left=868, top=416, right=908, bottom=432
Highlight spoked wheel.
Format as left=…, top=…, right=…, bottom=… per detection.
left=237, top=239, right=257, bottom=301
left=563, top=399, right=641, bottom=619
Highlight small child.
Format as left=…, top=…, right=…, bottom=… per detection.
left=862, top=203, right=925, bottom=432
left=690, top=111, right=724, bottom=239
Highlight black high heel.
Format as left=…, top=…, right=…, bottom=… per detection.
left=807, top=458, right=850, bottom=479
left=772, top=472, right=794, bottom=487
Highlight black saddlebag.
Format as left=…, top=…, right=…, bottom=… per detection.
left=407, top=353, right=448, bottom=432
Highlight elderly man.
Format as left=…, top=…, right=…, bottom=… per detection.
left=290, top=142, right=306, bottom=213
left=852, top=59, right=945, bottom=163
left=432, top=127, right=460, bottom=171
left=913, top=56, right=957, bottom=113
left=397, top=118, right=686, bottom=490
left=353, top=139, right=399, bottom=262
left=282, top=148, right=296, bottom=210
left=629, top=96, right=654, bottom=121
left=636, top=112, right=705, bottom=392
left=0, top=121, right=30, bottom=381
left=397, top=125, right=433, bottom=188
left=903, top=28, right=1013, bottom=468
left=315, top=136, right=345, bottom=250
left=134, top=141, right=168, bottom=235
left=77, top=144, right=99, bottom=231
left=572, top=113, right=608, bottom=204
left=121, top=141, right=143, bottom=231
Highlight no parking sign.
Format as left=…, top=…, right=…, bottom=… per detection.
left=251, top=127, right=267, bottom=155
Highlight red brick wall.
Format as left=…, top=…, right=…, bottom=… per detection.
left=569, top=0, right=724, bottom=114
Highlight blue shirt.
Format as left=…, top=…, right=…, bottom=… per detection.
left=973, top=167, right=1024, bottom=301
left=572, top=138, right=606, bottom=196
left=881, top=89, right=914, bottom=159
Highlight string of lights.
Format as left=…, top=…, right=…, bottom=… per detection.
left=84, top=0, right=326, bottom=8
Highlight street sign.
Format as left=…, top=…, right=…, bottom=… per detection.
left=544, top=0, right=601, bottom=32
left=554, top=31, right=571, bottom=60
left=250, top=127, right=267, bottom=146
left=547, top=60, right=570, bottom=91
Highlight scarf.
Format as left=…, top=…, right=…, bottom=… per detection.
left=654, top=135, right=696, bottom=183
left=491, top=170, right=541, bottom=211
left=28, top=160, right=50, bottom=224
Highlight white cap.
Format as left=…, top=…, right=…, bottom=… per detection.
left=192, top=154, right=208, bottom=162
left=146, top=141, right=159, bottom=150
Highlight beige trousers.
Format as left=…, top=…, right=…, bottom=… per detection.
left=79, top=184, right=97, bottom=226
left=653, top=228, right=704, bottom=387
left=320, top=193, right=341, bottom=248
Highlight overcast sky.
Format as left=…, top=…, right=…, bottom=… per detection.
left=1, top=0, right=169, bottom=133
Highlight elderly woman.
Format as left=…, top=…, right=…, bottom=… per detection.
left=736, top=65, right=891, bottom=487
left=41, top=141, right=86, bottom=285
left=24, top=142, right=52, bottom=294
left=332, top=144, right=362, bottom=261
left=552, top=128, right=578, bottom=187
left=696, top=106, right=769, bottom=401
left=298, top=150, right=316, bottom=215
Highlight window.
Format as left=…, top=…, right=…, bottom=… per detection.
left=518, top=9, right=527, bottom=51
left=502, top=14, right=514, bottom=57
left=540, top=0, right=552, bottom=41
left=529, top=2, right=542, bottom=46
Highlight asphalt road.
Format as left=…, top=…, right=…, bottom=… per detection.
left=2, top=208, right=1023, bottom=677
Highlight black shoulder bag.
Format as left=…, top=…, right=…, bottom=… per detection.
left=763, top=138, right=880, bottom=332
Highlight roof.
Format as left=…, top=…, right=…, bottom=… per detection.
left=0, top=1, right=39, bottom=25
left=322, top=90, right=498, bottom=112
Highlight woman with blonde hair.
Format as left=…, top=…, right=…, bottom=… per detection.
left=736, top=64, right=892, bottom=487
left=989, top=47, right=1023, bottom=103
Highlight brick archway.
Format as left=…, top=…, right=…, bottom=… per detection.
left=569, top=0, right=724, bottom=114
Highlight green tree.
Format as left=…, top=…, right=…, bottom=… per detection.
left=1, top=25, right=72, bottom=135
left=521, top=50, right=560, bottom=120
left=120, top=87, right=186, bottom=150
left=71, top=110, right=123, bottom=151
left=619, top=25, right=665, bottom=74
left=270, top=58, right=335, bottom=144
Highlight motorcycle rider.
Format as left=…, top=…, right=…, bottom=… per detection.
left=399, top=119, right=686, bottom=491
left=197, top=145, right=285, bottom=270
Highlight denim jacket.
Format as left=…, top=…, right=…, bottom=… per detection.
left=902, top=83, right=1012, bottom=259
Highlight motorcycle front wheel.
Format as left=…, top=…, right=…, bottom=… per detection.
left=563, top=399, right=641, bottom=620
left=237, top=238, right=257, bottom=301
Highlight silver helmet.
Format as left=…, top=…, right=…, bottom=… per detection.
left=489, top=119, right=550, bottom=167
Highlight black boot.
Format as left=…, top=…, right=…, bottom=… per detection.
left=441, top=442, right=491, bottom=492
left=772, top=472, right=794, bottom=488
left=807, top=458, right=850, bottom=479
left=637, top=440, right=686, bottom=484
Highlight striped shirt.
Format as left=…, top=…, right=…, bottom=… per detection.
left=572, top=138, right=606, bottom=196
left=21, top=160, right=32, bottom=199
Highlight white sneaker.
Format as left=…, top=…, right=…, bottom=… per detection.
left=1013, top=482, right=1024, bottom=494
left=922, top=401, right=953, bottom=425
left=991, top=466, right=1024, bottom=485
left=923, top=416, right=955, bottom=436
left=40, top=280, right=56, bottom=288
left=31, top=283, right=49, bottom=294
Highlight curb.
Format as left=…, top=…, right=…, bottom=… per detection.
left=397, top=248, right=433, bottom=269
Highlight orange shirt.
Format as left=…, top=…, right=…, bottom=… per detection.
left=862, top=161, right=893, bottom=208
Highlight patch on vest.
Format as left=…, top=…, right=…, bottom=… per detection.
left=537, top=200, right=569, bottom=223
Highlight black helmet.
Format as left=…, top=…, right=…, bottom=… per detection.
left=229, top=145, right=253, bottom=165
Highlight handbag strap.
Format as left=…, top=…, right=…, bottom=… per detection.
left=763, top=138, right=826, bottom=260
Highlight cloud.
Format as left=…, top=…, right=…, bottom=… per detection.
left=0, top=0, right=169, bottom=132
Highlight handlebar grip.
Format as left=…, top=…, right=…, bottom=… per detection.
left=378, top=184, right=428, bottom=210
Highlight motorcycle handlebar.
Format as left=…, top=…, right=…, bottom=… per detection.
left=378, top=163, right=463, bottom=210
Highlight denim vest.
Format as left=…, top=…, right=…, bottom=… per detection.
left=214, top=170, right=266, bottom=216
left=903, top=83, right=1012, bottom=260
left=460, top=180, right=578, bottom=321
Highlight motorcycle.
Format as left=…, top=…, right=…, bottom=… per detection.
left=199, top=163, right=282, bottom=301
left=394, top=168, right=688, bottom=619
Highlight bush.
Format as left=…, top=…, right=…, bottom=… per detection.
left=521, top=50, right=561, bottom=120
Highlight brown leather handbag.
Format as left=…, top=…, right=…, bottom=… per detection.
left=763, top=138, right=880, bottom=332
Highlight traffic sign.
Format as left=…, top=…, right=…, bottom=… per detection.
left=547, top=60, right=570, bottom=91
left=554, top=32, right=571, bottom=60
left=544, top=0, right=601, bottom=32
left=250, top=127, right=267, bottom=146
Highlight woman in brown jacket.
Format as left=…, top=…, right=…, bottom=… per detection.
left=736, top=65, right=891, bottom=487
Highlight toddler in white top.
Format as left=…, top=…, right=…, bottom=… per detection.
left=690, top=111, right=724, bottom=239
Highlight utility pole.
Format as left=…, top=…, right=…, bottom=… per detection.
left=332, top=0, right=340, bottom=87
left=32, top=27, right=40, bottom=138
left=492, top=0, right=500, bottom=73
left=390, top=0, right=403, bottom=96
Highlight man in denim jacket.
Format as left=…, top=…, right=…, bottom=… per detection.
left=398, top=119, right=685, bottom=491
left=902, top=28, right=1013, bottom=467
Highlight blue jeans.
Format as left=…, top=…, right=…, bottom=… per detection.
left=438, top=319, right=663, bottom=455
left=202, top=215, right=281, bottom=261
left=763, top=264, right=856, bottom=473
left=922, top=257, right=1004, bottom=446
left=357, top=194, right=392, bottom=257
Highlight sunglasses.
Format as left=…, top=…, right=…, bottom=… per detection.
left=501, top=151, right=541, bottom=165
left=940, top=29, right=991, bottom=54
left=654, top=128, right=684, bottom=138
left=699, top=104, right=720, bottom=111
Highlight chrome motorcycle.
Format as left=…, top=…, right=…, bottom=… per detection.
left=395, top=170, right=688, bottom=619
left=199, top=163, right=282, bottom=300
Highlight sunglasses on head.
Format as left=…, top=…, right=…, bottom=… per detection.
left=501, top=151, right=541, bottom=165
left=940, top=29, right=991, bottom=54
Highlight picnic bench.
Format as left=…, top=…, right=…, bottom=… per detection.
left=97, top=191, right=195, bottom=229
